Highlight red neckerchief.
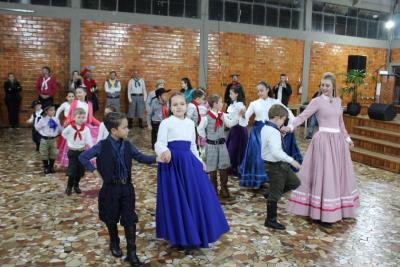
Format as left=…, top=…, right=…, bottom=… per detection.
left=191, top=100, right=201, bottom=124
left=207, top=110, right=223, bottom=131
left=161, top=103, right=168, bottom=119
left=71, top=120, right=86, bottom=141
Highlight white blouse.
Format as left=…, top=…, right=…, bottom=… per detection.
left=154, top=116, right=202, bottom=162
left=76, top=100, right=89, bottom=121
left=55, top=101, right=71, bottom=120
left=96, top=122, right=109, bottom=143
left=197, top=109, right=239, bottom=138
left=244, top=98, right=294, bottom=127
left=227, top=101, right=247, bottom=127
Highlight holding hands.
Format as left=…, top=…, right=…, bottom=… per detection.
left=159, top=150, right=172, bottom=163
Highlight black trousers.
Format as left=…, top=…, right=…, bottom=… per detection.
left=98, top=183, right=138, bottom=226
left=151, top=121, right=161, bottom=149
left=5, top=96, right=21, bottom=127
left=67, top=150, right=85, bottom=178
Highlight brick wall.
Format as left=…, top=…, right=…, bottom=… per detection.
left=80, top=21, right=200, bottom=113
left=391, top=48, right=400, bottom=63
left=0, top=14, right=70, bottom=126
left=207, top=32, right=304, bottom=105
left=308, top=42, right=387, bottom=104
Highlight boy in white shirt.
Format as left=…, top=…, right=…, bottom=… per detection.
left=62, top=108, right=93, bottom=195
left=97, top=105, right=116, bottom=143
left=261, top=104, right=301, bottom=230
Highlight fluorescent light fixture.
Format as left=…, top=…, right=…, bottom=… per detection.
left=379, top=70, right=389, bottom=75
left=385, top=20, right=395, bottom=29
left=372, top=14, right=378, bottom=19
left=0, top=8, right=35, bottom=13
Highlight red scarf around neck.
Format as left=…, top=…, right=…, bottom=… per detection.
left=207, top=110, right=223, bottom=131
left=71, top=120, right=86, bottom=141
left=191, top=100, right=201, bottom=124
left=161, top=103, right=168, bottom=119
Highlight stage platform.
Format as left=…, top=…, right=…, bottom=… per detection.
left=344, top=114, right=400, bottom=173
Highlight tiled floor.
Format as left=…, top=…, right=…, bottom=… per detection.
left=0, top=128, right=399, bottom=267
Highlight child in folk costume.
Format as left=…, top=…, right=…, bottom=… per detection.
left=57, top=87, right=100, bottom=167
left=55, top=91, right=75, bottom=121
left=27, top=100, right=43, bottom=151
left=186, top=89, right=207, bottom=157
left=261, top=105, right=301, bottom=230
left=198, top=94, right=239, bottom=198
left=239, top=81, right=302, bottom=189
left=79, top=112, right=157, bottom=266
left=155, top=93, right=229, bottom=248
left=226, top=86, right=248, bottom=176
left=104, top=71, right=122, bottom=112
left=35, top=104, right=62, bottom=174
left=97, top=106, right=116, bottom=143
left=148, top=88, right=171, bottom=149
left=287, top=73, right=359, bottom=224
left=62, top=108, right=93, bottom=195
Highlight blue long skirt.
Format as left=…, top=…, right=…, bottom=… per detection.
left=156, top=141, right=230, bottom=248
left=239, top=121, right=303, bottom=188
left=226, top=125, right=248, bottom=176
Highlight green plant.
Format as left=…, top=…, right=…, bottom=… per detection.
left=340, top=69, right=369, bottom=103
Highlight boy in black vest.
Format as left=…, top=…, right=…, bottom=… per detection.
left=79, top=112, right=158, bottom=267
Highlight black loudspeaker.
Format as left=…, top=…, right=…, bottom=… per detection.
left=347, top=55, right=367, bottom=72
left=367, top=103, right=396, bottom=121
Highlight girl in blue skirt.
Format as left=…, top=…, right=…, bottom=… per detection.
left=239, top=81, right=302, bottom=189
left=154, top=92, right=229, bottom=249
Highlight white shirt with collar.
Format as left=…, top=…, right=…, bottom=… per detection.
left=27, top=109, right=43, bottom=125
left=62, top=124, right=93, bottom=149
left=128, top=78, right=147, bottom=102
left=227, top=101, right=247, bottom=127
left=261, top=123, right=294, bottom=163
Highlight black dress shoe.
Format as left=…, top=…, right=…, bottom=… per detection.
left=65, top=186, right=72, bottom=196
left=264, top=219, right=286, bottom=230
left=110, top=240, right=123, bottom=258
left=73, top=185, right=82, bottom=194
left=125, top=248, right=141, bottom=266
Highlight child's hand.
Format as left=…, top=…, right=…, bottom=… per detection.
left=156, top=155, right=164, bottom=163
left=349, top=140, right=355, bottom=149
left=160, top=151, right=171, bottom=163
left=239, top=107, right=246, bottom=116
left=280, top=126, right=291, bottom=134
left=291, top=160, right=301, bottom=170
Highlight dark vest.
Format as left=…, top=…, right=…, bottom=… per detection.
left=97, top=139, right=132, bottom=183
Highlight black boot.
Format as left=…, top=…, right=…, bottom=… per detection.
left=125, top=224, right=141, bottom=267
left=48, top=159, right=56, bottom=173
left=138, top=118, right=144, bottom=128
left=107, top=224, right=122, bottom=258
left=42, top=160, right=50, bottom=175
left=73, top=176, right=82, bottom=194
left=264, top=201, right=285, bottom=230
left=128, top=118, right=133, bottom=129
left=65, top=176, right=73, bottom=196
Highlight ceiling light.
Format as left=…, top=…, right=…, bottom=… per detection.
left=385, top=20, right=395, bottom=29
left=0, top=8, right=35, bottom=13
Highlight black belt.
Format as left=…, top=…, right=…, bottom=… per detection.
left=107, top=96, right=120, bottom=99
left=131, top=94, right=143, bottom=96
left=264, top=161, right=283, bottom=165
left=206, top=138, right=225, bottom=145
left=108, top=178, right=131, bottom=185
left=41, top=135, right=58, bottom=140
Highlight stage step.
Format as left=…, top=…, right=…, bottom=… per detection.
left=353, top=126, right=400, bottom=143
left=350, top=134, right=400, bottom=157
left=351, top=147, right=400, bottom=173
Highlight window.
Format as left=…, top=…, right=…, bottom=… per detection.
left=52, top=0, right=69, bottom=6
left=209, top=0, right=223, bottom=20
left=253, top=4, right=265, bottom=25
left=335, top=16, right=346, bottom=35
left=225, top=1, right=238, bottom=22
left=279, top=8, right=291, bottom=28
left=291, top=9, right=299, bottom=29
left=367, top=20, right=378, bottom=39
left=169, top=0, right=184, bottom=17
left=118, top=0, right=134, bottom=13
left=31, top=0, right=50, bottom=5
left=136, top=0, right=151, bottom=14
left=323, top=14, right=334, bottom=34
left=357, top=19, right=367, bottom=38
left=153, top=0, right=168, bottom=16
left=266, top=7, right=278, bottom=27
left=312, top=13, right=322, bottom=32
left=346, top=17, right=357, bottom=36
left=185, top=0, right=198, bottom=18
left=239, top=3, right=252, bottom=24
left=81, top=0, right=98, bottom=9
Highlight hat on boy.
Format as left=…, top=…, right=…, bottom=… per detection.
left=155, top=88, right=171, bottom=99
left=31, top=99, right=41, bottom=108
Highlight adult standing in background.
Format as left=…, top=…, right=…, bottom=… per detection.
left=4, top=72, right=22, bottom=128
left=81, top=67, right=99, bottom=113
left=224, top=73, right=245, bottom=109
left=180, top=77, right=193, bottom=103
left=104, top=71, right=121, bottom=112
left=127, top=69, right=147, bottom=128
left=69, top=70, right=82, bottom=91
left=272, top=74, right=292, bottom=106
left=36, top=66, right=57, bottom=107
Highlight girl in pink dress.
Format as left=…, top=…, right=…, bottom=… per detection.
left=287, top=73, right=359, bottom=224
left=57, top=87, right=100, bottom=167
